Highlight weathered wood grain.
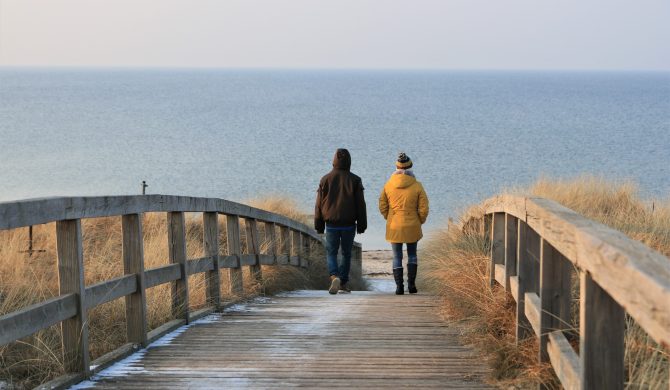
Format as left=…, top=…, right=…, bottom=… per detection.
left=202, top=212, right=221, bottom=309
left=515, top=219, right=533, bottom=343
left=490, top=213, right=505, bottom=287
left=226, top=215, right=243, bottom=295
left=524, top=292, right=541, bottom=338
left=243, top=218, right=263, bottom=282
left=0, top=294, right=77, bottom=346
left=145, top=264, right=182, bottom=288
left=168, top=212, right=189, bottom=323
left=84, top=274, right=137, bottom=309
left=547, top=331, right=581, bottom=390
left=74, top=288, right=491, bottom=389
left=278, top=226, right=291, bottom=265
left=539, top=238, right=572, bottom=363
left=0, top=195, right=322, bottom=240
left=57, top=219, right=90, bottom=375
left=504, top=213, right=518, bottom=292
left=122, top=213, right=148, bottom=346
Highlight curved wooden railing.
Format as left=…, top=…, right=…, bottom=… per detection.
left=0, top=195, right=362, bottom=388
left=483, top=195, right=670, bottom=390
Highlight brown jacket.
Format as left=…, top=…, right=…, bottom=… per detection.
left=314, top=149, right=367, bottom=234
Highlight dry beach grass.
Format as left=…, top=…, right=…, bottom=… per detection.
left=420, top=176, right=670, bottom=389
left=0, top=196, right=355, bottom=389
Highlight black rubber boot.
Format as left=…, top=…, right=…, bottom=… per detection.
left=393, top=268, right=404, bottom=295
left=407, top=263, right=418, bottom=294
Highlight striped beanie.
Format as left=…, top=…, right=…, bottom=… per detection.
left=396, top=152, right=413, bottom=169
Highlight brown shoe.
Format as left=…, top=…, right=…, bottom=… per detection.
left=328, top=276, right=341, bottom=295
left=339, top=283, right=351, bottom=294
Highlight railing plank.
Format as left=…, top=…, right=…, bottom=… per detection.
left=168, top=212, right=189, bottom=323
left=244, top=218, right=263, bottom=282
left=218, top=255, right=240, bottom=268
left=145, top=263, right=182, bottom=288
left=504, top=214, right=518, bottom=292
left=515, top=219, right=533, bottom=343
left=186, top=256, right=215, bottom=275
left=494, top=264, right=505, bottom=286
left=278, top=226, right=291, bottom=265
left=0, top=195, right=322, bottom=241
left=539, top=238, right=572, bottom=363
left=524, top=292, right=541, bottom=338
left=547, top=331, right=581, bottom=390
left=122, top=213, right=148, bottom=346
left=0, top=294, right=77, bottom=346
left=262, top=222, right=277, bottom=265
left=84, top=274, right=137, bottom=309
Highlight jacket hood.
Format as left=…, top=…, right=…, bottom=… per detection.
left=389, top=173, right=417, bottom=189
left=332, top=148, right=351, bottom=170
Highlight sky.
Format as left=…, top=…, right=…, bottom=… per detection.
left=0, top=0, right=668, bottom=70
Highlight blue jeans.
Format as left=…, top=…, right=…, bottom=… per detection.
left=392, top=242, right=418, bottom=269
left=326, top=228, right=356, bottom=285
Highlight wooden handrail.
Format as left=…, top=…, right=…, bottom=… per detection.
left=483, top=195, right=670, bottom=390
left=0, top=195, right=364, bottom=388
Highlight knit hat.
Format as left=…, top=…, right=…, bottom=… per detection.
left=396, top=152, right=413, bottom=169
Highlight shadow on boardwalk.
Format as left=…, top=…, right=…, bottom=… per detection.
left=70, top=279, right=491, bottom=389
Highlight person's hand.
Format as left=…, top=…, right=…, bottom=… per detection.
left=316, top=229, right=324, bottom=235
left=357, top=227, right=365, bottom=234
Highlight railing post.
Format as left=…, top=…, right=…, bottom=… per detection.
left=539, top=238, right=572, bottom=364
left=56, top=219, right=90, bottom=375
left=244, top=218, right=263, bottom=282
left=579, top=271, right=624, bottom=390
left=122, top=214, right=148, bottom=347
left=490, top=212, right=505, bottom=287
left=301, top=233, right=311, bottom=268
left=168, top=212, right=189, bottom=323
left=291, top=229, right=302, bottom=267
left=226, top=215, right=244, bottom=295
left=504, top=214, right=518, bottom=292
left=263, top=222, right=278, bottom=263
left=203, top=212, right=221, bottom=309
left=279, top=225, right=291, bottom=265
left=516, top=220, right=533, bottom=343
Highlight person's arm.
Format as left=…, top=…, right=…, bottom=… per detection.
left=379, top=186, right=389, bottom=220
left=355, top=179, right=367, bottom=234
left=418, top=184, right=429, bottom=224
left=314, top=181, right=325, bottom=234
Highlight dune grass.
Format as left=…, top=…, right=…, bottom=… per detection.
left=420, top=176, right=670, bottom=389
left=0, top=196, right=351, bottom=389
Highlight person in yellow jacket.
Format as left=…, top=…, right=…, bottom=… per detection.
left=379, top=152, right=429, bottom=295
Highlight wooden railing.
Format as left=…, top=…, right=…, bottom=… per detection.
left=484, top=195, right=670, bottom=390
left=0, top=195, right=362, bottom=388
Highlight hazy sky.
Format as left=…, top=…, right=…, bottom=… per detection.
left=1, top=0, right=668, bottom=70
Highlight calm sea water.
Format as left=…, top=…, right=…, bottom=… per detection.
left=1, top=69, right=669, bottom=249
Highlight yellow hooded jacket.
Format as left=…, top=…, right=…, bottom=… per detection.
left=379, top=173, right=429, bottom=243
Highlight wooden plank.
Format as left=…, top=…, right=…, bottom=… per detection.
left=84, top=274, right=137, bottom=309
left=122, top=213, right=148, bottom=346
left=509, top=276, right=519, bottom=302
left=516, top=219, right=533, bottom=343
left=547, top=331, right=581, bottom=390
left=524, top=292, right=541, bottom=338
left=168, top=212, right=189, bottom=323
left=218, top=255, right=240, bottom=269
left=490, top=213, right=505, bottom=287
left=239, top=254, right=257, bottom=266
left=243, top=218, right=263, bottom=282
left=290, top=256, right=301, bottom=267
left=56, top=219, right=90, bottom=375
left=291, top=229, right=302, bottom=267
left=302, top=233, right=311, bottom=268
left=279, top=226, right=291, bottom=265
left=504, top=214, right=518, bottom=292
left=580, top=271, right=624, bottom=390
left=539, top=238, right=572, bottom=363
left=186, top=257, right=215, bottom=275
left=226, top=215, right=243, bottom=295
left=494, top=264, right=505, bottom=287
left=202, top=212, right=221, bottom=309
left=0, top=294, right=77, bottom=346
left=0, top=195, right=323, bottom=241
left=145, top=264, right=182, bottom=288
left=258, top=254, right=276, bottom=265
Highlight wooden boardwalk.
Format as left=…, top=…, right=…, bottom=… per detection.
left=72, top=280, right=490, bottom=389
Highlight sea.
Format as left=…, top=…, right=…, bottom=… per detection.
left=1, top=68, right=669, bottom=249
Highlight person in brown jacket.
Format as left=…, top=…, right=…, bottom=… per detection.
left=315, top=148, right=367, bottom=294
